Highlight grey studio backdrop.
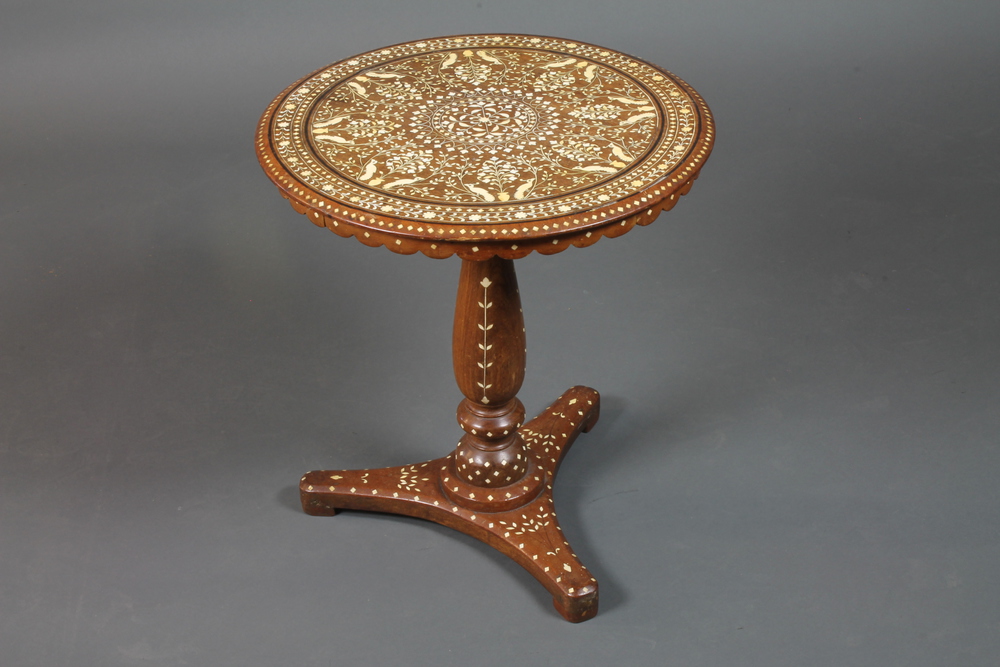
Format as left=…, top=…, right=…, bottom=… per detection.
left=2, top=1, right=998, bottom=665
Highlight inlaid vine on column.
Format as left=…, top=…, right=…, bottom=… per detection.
left=477, top=277, right=494, bottom=404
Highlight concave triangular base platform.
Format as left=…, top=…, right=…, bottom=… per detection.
left=300, top=386, right=601, bottom=622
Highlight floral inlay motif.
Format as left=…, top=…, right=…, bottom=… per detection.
left=306, top=48, right=658, bottom=206
left=397, top=465, right=430, bottom=492
left=498, top=511, right=552, bottom=536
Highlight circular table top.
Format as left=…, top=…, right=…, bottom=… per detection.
left=256, top=34, right=714, bottom=259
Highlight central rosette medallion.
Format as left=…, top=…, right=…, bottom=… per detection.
left=430, top=95, right=539, bottom=145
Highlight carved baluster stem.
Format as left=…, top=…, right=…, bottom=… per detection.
left=446, top=258, right=541, bottom=508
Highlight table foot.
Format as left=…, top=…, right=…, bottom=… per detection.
left=300, top=386, right=601, bottom=622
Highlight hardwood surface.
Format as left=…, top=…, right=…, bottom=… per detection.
left=257, top=34, right=713, bottom=621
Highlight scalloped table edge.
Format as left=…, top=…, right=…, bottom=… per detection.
left=278, top=173, right=701, bottom=259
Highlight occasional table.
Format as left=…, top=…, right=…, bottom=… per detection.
left=256, top=34, right=713, bottom=622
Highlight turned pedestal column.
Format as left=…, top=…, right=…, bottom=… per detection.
left=446, top=258, right=545, bottom=511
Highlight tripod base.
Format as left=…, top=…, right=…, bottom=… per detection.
left=300, top=386, right=601, bottom=622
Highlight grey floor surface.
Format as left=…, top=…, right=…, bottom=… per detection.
left=2, top=1, right=999, bottom=665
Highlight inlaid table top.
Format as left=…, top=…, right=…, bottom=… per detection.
left=256, top=34, right=714, bottom=259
